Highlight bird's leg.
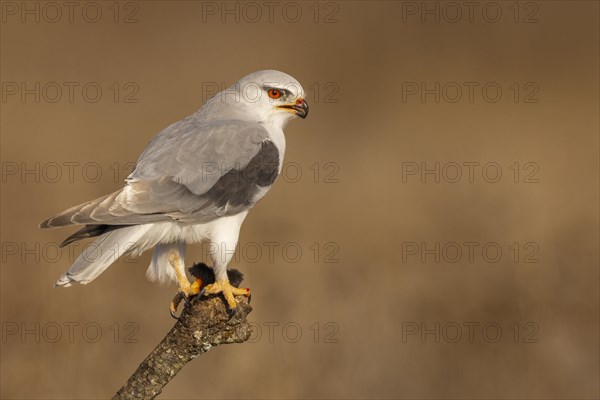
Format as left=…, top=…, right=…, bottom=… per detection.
left=168, top=252, right=202, bottom=317
left=202, top=277, right=250, bottom=310
left=203, top=235, right=251, bottom=310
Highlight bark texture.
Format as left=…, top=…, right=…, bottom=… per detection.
left=113, top=264, right=252, bottom=400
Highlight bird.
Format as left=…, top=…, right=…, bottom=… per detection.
left=39, top=70, right=309, bottom=317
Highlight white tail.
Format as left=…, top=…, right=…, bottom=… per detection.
left=54, top=225, right=152, bottom=287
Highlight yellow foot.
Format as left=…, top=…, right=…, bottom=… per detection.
left=202, top=279, right=250, bottom=309
left=170, top=278, right=203, bottom=319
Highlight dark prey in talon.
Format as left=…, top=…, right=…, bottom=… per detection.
left=169, top=264, right=246, bottom=318
left=39, top=70, right=308, bottom=316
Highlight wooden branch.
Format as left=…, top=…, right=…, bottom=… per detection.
left=113, top=264, right=253, bottom=400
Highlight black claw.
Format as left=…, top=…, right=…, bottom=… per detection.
left=226, top=307, right=236, bottom=317
left=183, top=294, right=191, bottom=305
left=170, top=291, right=187, bottom=318
left=247, top=292, right=252, bottom=304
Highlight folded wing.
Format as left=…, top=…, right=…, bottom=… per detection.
left=40, top=118, right=279, bottom=229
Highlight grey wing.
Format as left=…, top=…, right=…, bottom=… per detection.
left=40, top=118, right=280, bottom=228
left=129, top=116, right=271, bottom=195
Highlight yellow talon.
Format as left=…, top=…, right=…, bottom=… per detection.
left=168, top=252, right=203, bottom=318
left=202, top=279, right=250, bottom=309
left=190, top=277, right=203, bottom=294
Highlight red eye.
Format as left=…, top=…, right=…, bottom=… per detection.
left=268, top=89, right=282, bottom=99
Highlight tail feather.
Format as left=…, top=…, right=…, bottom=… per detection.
left=39, top=188, right=169, bottom=229
left=59, top=224, right=125, bottom=248
left=39, top=192, right=116, bottom=229
left=54, top=225, right=153, bottom=287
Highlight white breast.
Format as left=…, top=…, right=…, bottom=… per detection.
left=265, top=125, right=286, bottom=172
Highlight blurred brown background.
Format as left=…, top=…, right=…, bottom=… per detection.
left=1, top=1, right=598, bottom=399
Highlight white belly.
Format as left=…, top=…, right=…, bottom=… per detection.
left=141, top=210, right=250, bottom=247
left=143, top=211, right=250, bottom=284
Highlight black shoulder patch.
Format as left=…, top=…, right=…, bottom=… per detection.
left=204, top=140, right=280, bottom=208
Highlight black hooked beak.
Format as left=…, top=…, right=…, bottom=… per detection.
left=280, top=98, right=309, bottom=119
left=293, top=98, right=309, bottom=119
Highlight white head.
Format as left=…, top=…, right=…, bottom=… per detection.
left=205, top=70, right=309, bottom=129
